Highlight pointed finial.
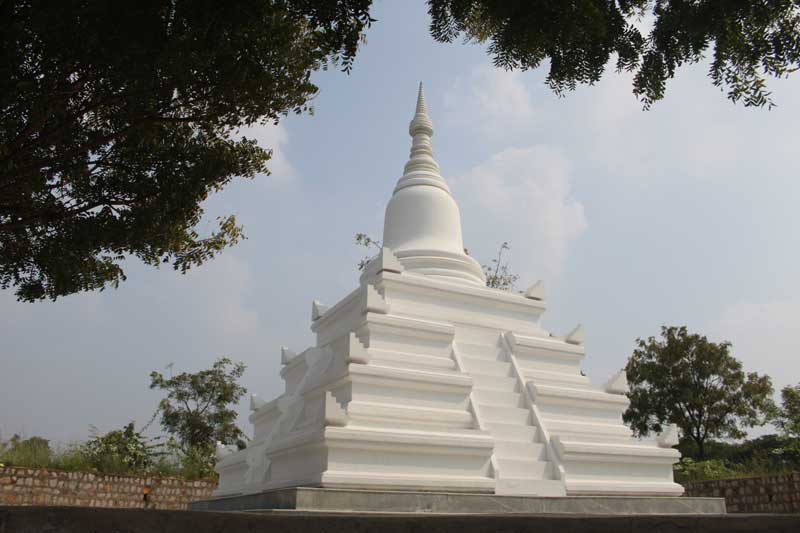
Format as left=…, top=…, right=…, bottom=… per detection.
left=415, top=82, right=427, bottom=115
left=409, top=82, right=433, bottom=138
left=398, top=82, right=443, bottom=189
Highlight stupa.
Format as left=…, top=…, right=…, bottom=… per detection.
left=211, top=84, right=684, bottom=501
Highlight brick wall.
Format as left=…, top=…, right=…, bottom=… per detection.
left=0, top=466, right=216, bottom=510
left=684, top=472, right=800, bottom=513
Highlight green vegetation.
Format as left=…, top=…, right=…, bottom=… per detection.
left=624, top=326, right=776, bottom=459
left=150, top=357, right=248, bottom=478
left=622, top=326, right=800, bottom=482
left=1, top=357, right=248, bottom=480
left=482, top=241, right=519, bottom=291
left=0, top=431, right=187, bottom=478
left=7, top=1, right=796, bottom=302
left=777, top=383, right=800, bottom=438
left=1, top=1, right=373, bottom=302
left=354, top=233, right=383, bottom=272
left=673, top=434, right=800, bottom=483
left=428, top=1, right=800, bottom=109
left=0, top=436, right=54, bottom=469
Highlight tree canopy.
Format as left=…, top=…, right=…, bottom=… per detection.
left=0, top=0, right=372, bottom=301
left=624, top=326, right=776, bottom=459
left=777, top=382, right=800, bottom=439
left=150, top=357, right=248, bottom=460
left=4, top=1, right=797, bottom=302
left=428, top=0, right=800, bottom=108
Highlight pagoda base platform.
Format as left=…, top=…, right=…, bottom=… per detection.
left=188, top=487, right=726, bottom=515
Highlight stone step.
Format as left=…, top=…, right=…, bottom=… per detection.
left=471, top=374, right=518, bottom=392
left=496, top=458, right=552, bottom=478
left=346, top=401, right=474, bottom=430
left=540, top=418, right=633, bottom=442
left=485, top=422, right=538, bottom=442
left=522, top=367, right=590, bottom=387
left=495, top=478, right=566, bottom=497
left=461, top=356, right=512, bottom=377
left=368, top=348, right=456, bottom=371
left=479, top=404, right=530, bottom=425
left=473, top=389, right=521, bottom=407
left=494, top=441, right=546, bottom=460
left=456, top=342, right=503, bottom=360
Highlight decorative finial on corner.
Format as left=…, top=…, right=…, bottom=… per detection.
left=565, top=324, right=584, bottom=345
left=524, top=280, right=545, bottom=301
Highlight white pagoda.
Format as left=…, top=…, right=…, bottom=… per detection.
left=214, top=84, right=683, bottom=498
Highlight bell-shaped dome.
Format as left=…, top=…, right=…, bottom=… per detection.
left=382, top=83, right=485, bottom=286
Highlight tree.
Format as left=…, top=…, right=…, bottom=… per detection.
left=150, top=357, right=248, bottom=470
left=482, top=241, right=519, bottom=290
left=623, top=326, right=776, bottom=459
left=1, top=1, right=373, bottom=301
left=9, top=2, right=791, bottom=302
left=777, top=383, right=800, bottom=439
left=428, top=1, right=800, bottom=108
left=354, top=233, right=520, bottom=291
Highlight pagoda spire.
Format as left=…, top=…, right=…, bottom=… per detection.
left=397, top=82, right=447, bottom=192
left=381, top=83, right=485, bottom=286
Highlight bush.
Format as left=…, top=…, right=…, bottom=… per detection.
left=177, top=445, right=216, bottom=480
left=49, top=443, right=93, bottom=471
left=673, top=434, right=800, bottom=483
left=0, top=436, right=52, bottom=468
left=676, top=434, right=800, bottom=478
left=82, top=423, right=153, bottom=474
left=1, top=422, right=221, bottom=480
left=673, top=458, right=736, bottom=482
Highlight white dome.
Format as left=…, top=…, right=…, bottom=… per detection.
left=382, top=84, right=485, bottom=286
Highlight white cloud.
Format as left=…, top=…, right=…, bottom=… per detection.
left=452, top=145, right=587, bottom=281
left=441, top=65, right=585, bottom=281
left=236, top=122, right=294, bottom=185
left=156, top=253, right=260, bottom=343
left=537, top=62, right=800, bottom=184
left=443, top=65, right=534, bottom=139
left=706, top=299, right=800, bottom=391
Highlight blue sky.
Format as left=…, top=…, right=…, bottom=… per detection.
left=2, top=1, right=799, bottom=443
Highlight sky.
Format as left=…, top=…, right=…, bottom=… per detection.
left=2, top=1, right=799, bottom=444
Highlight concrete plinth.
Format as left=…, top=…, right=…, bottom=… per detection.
left=189, top=487, right=726, bottom=515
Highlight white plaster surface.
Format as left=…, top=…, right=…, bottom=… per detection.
left=213, top=85, right=682, bottom=498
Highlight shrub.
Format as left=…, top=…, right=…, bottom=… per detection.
left=83, top=423, right=158, bottom=474
left=178, top=445, right=217, bottom=480
left=0, top=435, right=52, bottom=468
left=673, top=458, right=735, bottom=482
